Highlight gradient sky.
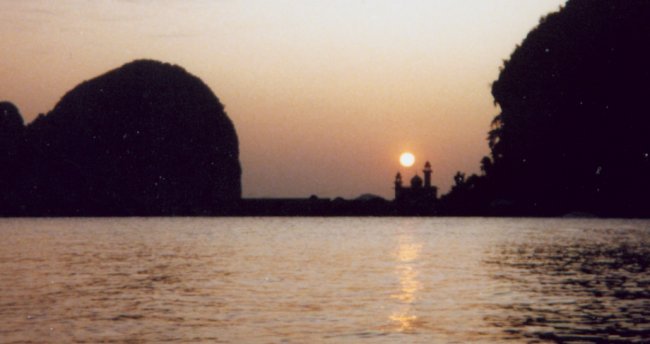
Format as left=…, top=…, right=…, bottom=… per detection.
left=0, top=0, right=566, bottom=199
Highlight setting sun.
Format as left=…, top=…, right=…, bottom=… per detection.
left=399, top=152, right=415, bottom=167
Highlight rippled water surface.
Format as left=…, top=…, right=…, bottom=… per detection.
left=1, top=217, right=649, bottom=343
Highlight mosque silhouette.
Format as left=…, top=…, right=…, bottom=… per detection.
left=394, top=161, right=438, bottom=210
left=235, top=161, right=439, bottom=216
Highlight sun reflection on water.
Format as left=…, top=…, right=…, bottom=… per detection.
left=389, top=313, right=422, bottom=333
left=396, top=242, right=421, bottom=263
left=391, top=265, right=420, bottom=303
left=388, top=232, right=423, bottom=333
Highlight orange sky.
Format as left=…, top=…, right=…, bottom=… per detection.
left=0, top=0, right=566, bottom=199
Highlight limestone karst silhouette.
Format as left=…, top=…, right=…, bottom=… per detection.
left=0, top=102, right=27, bottom=214
left=441, top=0, right=650, bottom=217
left=1, top=60, right=241, bottom=216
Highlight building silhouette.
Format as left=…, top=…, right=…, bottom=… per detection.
left=394, top=161, right=438, bottom=213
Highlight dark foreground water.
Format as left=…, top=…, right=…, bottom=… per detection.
left=0, top=217, right=649, bottom=343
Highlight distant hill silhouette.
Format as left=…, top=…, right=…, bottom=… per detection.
left=442, top=0, right=650, bottom=217
left=1, top=60, right=241, bottom=216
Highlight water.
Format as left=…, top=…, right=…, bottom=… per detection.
left=0, top=217, right=649, bottom=343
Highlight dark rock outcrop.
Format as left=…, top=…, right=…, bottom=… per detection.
left=3, top=60, right=241, bottom=216
left=442, top=0, right=650, bottom=217
left=0, top=102, right=24, bottom=133
left=0, top=102, right=27, bottom=214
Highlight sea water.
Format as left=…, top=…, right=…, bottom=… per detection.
left=0, top=217, right=649, bottom=343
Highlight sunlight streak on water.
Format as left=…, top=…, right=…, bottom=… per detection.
left=389, top=226, right=422, bottom=333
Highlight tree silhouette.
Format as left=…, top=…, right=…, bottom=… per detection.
left=444, top=0, right=650, bottom=217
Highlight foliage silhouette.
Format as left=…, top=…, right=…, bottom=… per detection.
left=1, top=60, right=241, bottom=216
left=442, top=0, right=650, bottom=217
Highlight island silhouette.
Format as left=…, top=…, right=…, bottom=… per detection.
left=2, top=0, right=650, bottom=217
left=441, top=0, right=650, bottom=218
left=1, top=60, right=240, bottom=216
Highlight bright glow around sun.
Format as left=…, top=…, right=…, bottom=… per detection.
left=400, top=152, right=415, bottom=167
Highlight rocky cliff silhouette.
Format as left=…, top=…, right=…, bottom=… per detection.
left=441, top=0, right=650, bottom=217
left=2, top=60, right=241, bottom=216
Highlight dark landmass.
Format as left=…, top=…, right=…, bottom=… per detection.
left=440, top=0, right=650, bottom=218
left=0, top=60, right=241, bottom=216
left=236, top=196, right=392, bottom=216
left=235, top=194, right=435, bottom=217
left=3, top=0, right=650, bottom=217
left=2, top=59, right=436, bottom=217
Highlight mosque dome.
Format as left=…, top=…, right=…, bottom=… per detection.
left=411, top=174, right=423, bottom=188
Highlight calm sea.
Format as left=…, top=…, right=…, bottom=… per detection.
left=0, top=217, right=649, bottom=343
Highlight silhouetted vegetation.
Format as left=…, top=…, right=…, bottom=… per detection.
left=1, top=60, right=241, bottom=216
left=441, top=0, right=650, bottom=217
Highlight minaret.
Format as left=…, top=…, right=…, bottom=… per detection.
left=423, top=161, right=432, bottom=188
left=394, top=172, right=403, bottom=200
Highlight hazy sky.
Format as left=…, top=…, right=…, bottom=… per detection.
left=0, top=0, right=566, bottom=199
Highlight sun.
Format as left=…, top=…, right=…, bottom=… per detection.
left=399, top=152, right=415, bottom=167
